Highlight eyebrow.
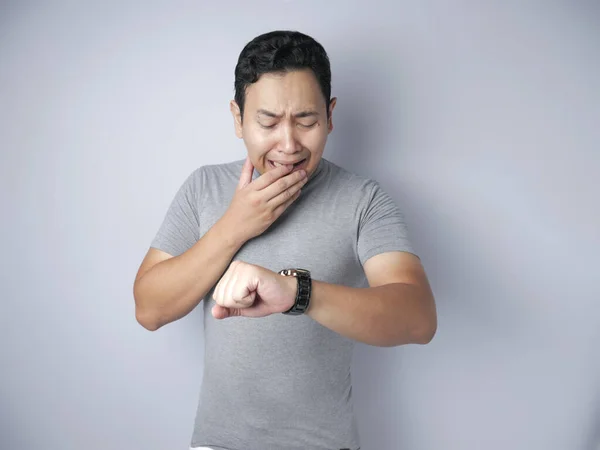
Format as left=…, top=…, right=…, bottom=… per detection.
left=257, top=109, right=320, bottom=119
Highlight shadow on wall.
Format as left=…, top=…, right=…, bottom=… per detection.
left=585, top=393, right=600, bottom=450
left=331, top=47, right=420, bottom=448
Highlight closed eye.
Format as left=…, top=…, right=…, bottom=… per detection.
left=298, top=122, right=318, bottom=128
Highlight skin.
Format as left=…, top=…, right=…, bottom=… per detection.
left=211, top=69, right=437, bottom=346
left=230, top=69, right=337, bottom=179
left=134, top=67, right=437, bottom=346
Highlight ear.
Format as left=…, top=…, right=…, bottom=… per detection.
left=327, top=97, right=337, bottom=134
left=230, top=100, right=243, bottom=139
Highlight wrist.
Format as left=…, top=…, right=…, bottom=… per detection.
left=304, top=280, right=321, bottom=317
left=279, top=268, right=312, bottom=316
left=214, top=216, right=247, bottom=251
left=283, top=275, right=298, bottom=310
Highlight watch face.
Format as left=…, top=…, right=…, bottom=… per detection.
left=280, top=268, right=310, bottom=277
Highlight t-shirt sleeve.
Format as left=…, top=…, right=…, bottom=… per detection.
left=356, top=181, right=417, bottom=266
left=150, top=169, right=201, bottom=257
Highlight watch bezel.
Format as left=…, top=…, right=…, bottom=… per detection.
left=279, top=268, right=312, bottom=315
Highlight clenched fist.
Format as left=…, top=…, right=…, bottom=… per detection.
left=211, top=260, right=297, bottom=319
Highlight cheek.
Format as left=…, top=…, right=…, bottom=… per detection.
left=243, top=128, right=272, bottom=152
left=242, top=141, right=264, bottom=165
left=242, top=130, right=274, bottom=172
left=305, top=129, right=328, bottom=150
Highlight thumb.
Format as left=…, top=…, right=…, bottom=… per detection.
left=212, top=304, right=240, bottom=319
left=237, top=156, right=254, bottom=191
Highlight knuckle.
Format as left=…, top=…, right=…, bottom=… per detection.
left=249, top=195, right=261, bottom=208
left=278, top=178, right=289, bottom=191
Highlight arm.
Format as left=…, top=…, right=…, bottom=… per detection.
left=133, top=218, right=244, bottom=331
left=134, top=159, right=308, bottom=331
left=210, top=181, right=436, bottom=344
left=306, top=251, right=437, bottom=347
left=210, top=252, right=437, bottom=345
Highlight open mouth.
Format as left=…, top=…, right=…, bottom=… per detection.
left=268, top=158, right=307, bottom=171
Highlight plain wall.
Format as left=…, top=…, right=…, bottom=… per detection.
left=1, top=1, right=599, bottom=449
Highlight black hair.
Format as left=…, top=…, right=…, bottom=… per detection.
left=234, top=30, right=332, bottom=120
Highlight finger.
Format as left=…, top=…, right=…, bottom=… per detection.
left=223, top=271, right=238, bottom=307
left=212, top=304, right=229, bottom=319
left=268, top=175, right=307, bottom=207
left=261, top=170, right=307, bottom=202
left=251, top=164, right=293, bottom=191
left=236, top=291, right=256, bottom=307
left=237, top=156, right=255, bottom=191
left=212, top=304, right=242, bottom=319
left=238, top=301, right=272, bottom=318
left=228, top=270, right=256, bottom=308
left=213, top=280, right=223, bottom=305
left=215, top=261, right=239, bottom=307
left=213, top=266, right=230, bottom=302
left=272, top=189, right=302, bottom=218
left=213, top=272, right=230, bottom=307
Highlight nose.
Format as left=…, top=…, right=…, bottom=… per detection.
left=278, top=122, right=301, bottom=154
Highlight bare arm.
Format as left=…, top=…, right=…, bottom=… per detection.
left=133, top=158, right=308, bottom=331
left=133, top=218, right=244, bottom=331
left=306, top=251, right=437, bottom=346
left=209, top=252, right=436, bottom=346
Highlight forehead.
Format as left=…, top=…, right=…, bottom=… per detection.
left=244, top=69, right=326, bottom=112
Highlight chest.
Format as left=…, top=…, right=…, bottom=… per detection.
left=199, top=189, right=367, bottom=288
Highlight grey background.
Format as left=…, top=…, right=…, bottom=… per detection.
left=1, top=1, right=599, bottom=449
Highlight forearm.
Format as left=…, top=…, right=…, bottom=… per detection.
left=306, top=281, right=437, bottom=347
left=134, top=218, right=245, bottom=330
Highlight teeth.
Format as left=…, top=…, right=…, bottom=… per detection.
left=272, top=160, right=304, bottom=167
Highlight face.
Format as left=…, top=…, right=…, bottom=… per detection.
left=230, top=69, right=336, bottom=178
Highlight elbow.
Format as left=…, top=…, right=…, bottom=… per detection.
left=411, top=292, right=438, bottom=345
left=412, top=321, right=437, bottom=344
left=135, top=308, right=162, bottom=331
left=381, top=312, right=437, bottom=347
left=412, top=311, right=437, bottom=345
left=133, top=284, right=162, bottom=332
left=378, top=326, right=436, bottom=347
left=135, top=311, right=160, bottom=331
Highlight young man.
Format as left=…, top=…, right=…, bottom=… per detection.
left=134, top=30, right=437, bottom=450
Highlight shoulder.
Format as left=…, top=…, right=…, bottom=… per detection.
left=321, top=158, right=382, bottom=200
left=191, top=159, right=243, bottom=180
left=179, top=159, right=244, bottom=189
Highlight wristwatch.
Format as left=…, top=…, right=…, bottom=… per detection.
left=279, top=268, right=312, bottom=315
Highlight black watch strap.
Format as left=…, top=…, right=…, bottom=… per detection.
left=279, top=268, right=312, bottom=315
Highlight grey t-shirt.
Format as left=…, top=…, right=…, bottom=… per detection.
left=151, top=157, right=415, bottom=450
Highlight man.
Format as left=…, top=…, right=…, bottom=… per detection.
left=134, top=30, right=437, bottom=450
